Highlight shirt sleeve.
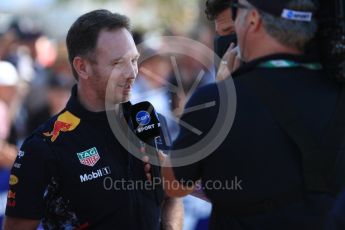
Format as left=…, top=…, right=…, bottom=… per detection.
left=171, top=83, right=219, bottom=184
left=5, top=134, right=57, bottom=219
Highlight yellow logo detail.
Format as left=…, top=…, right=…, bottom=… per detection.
left=9, top=175, right=19, bottom=185
left=43, top=111, right=80, bottom=142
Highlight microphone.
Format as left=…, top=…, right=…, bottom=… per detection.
left=130, top=101, right=164, bottom=203
left=130, top=101, right=162, bottom=148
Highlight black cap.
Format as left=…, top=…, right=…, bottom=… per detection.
left=247, top=0, right=314, bottom=21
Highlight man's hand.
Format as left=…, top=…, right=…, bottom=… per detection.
left=142, top=151, right=194, bottom=197
left=216, top=43, right=242, bottom=82
left=141, top=150, right=184, bottom=230
left=142, top=150, right=167, bottom=182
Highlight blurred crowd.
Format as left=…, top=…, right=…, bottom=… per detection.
left=0, top=17, right=75, bottom=163
left=0, top=14, right=216, bottom=229
left=0, top=17, right=77, bottom=226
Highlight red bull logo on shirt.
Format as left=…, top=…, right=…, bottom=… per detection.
left=44, top=111, right=80, bottom=142
left=77, top=147, right=100, bottom=167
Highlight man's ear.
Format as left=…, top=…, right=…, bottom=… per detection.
left=248, top=9, right=262, bottom=32
left=73, top=57, right=91, bottom=80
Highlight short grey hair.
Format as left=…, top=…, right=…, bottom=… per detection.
left=257, top=0, right=318, bottom=51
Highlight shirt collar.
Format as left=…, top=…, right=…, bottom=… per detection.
left=232, top=53, right=319, bottom=78
left=65, top=85, right=109, bottom=121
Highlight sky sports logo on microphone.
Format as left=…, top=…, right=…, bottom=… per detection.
left=136, top=111, right=151, bottom=126
left=135, top=110, right=161, bottom=134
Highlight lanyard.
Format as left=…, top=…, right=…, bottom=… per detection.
left=258, top=60, right=322, bottom=70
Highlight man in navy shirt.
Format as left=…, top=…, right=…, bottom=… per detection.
left=160, top=0, right=338, bottom=229
left=4, top=9, right=182, bottom=230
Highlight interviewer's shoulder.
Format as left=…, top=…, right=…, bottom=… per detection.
left=186, top=82, right=220, bottom=107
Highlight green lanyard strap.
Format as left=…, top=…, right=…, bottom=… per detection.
left=259, top=60, right=322, bottom=70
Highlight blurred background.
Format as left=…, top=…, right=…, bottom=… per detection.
left=0, top=0, right=216, bottom=229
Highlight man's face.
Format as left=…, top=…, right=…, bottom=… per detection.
left=89, top=28, right=139, bottom=105
left=215, top=8, right=235, bottom=36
